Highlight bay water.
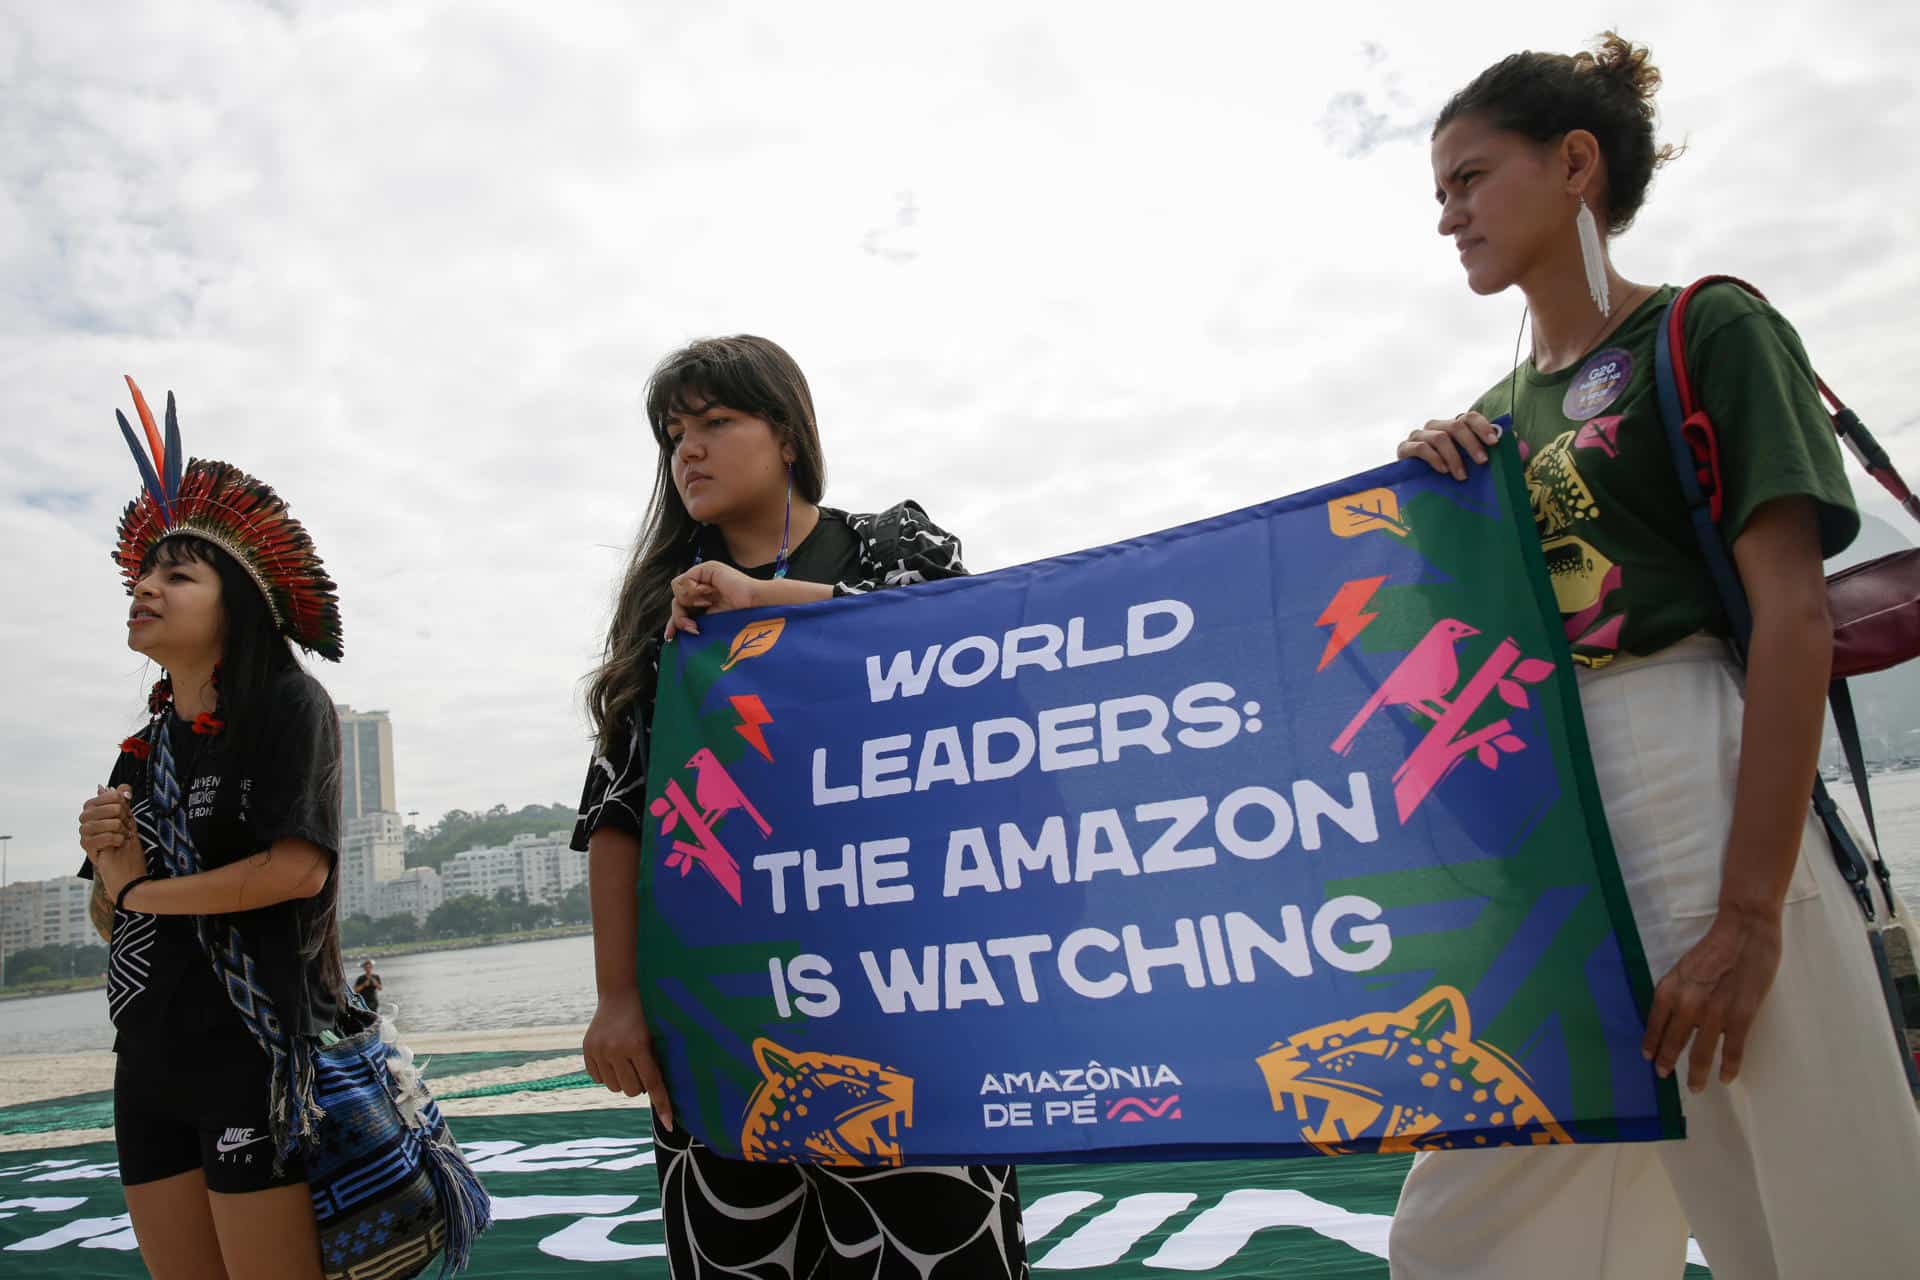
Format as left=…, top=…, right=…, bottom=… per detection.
left=7, top=773, right=1920, bottom=1058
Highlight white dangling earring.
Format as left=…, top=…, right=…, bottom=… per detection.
left=1576, top=196, right=1610, bottom=318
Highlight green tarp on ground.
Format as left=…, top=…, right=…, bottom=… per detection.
left=0, top=1106, right=1711, bottom=1275
left=0, top=1052, right=577, bottom=1138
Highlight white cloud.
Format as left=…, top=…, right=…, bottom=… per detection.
left=3, top=0, right=1918, bottom=881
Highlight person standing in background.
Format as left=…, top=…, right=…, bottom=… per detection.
left=352, top=958, right=383, bottom=1013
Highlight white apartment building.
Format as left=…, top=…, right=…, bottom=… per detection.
left=440, top=842, right=524, bottom=902
left=440, top=830, right=584, bottom=906
left=0, top=877, right=102, bottom=952
left=43, top=878, right=94, bottom=947
left=371, top=866, right=444, bottom=923
left=0, top=882, right=32, bottom=958
left=519, top=836, right=589, bottom=906
left=340, top=810, right=407, bottom=920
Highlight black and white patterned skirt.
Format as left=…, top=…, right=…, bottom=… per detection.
left=653, top=1118, right=1028, bottom=1279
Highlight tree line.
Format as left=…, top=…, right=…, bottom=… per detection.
left=405, top=803, right=578, bottom=871
left=1, top=942, right=108, bottom=989
left=339, top=881, right=591, bottom=950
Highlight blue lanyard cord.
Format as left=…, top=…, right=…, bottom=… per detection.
left=688, top=466, right=793, bottom=580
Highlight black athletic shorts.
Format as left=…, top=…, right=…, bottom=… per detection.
left=653, top=1116, right=1029, bottom=1278
left=114, top=1023, right=307, bottom=1194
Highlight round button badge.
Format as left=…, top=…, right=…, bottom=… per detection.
left=1563, top=347, right=1633, bottom=422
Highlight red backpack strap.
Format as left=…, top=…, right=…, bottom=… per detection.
left=1661, top=275, right=1768, bottom=524
left=1819, top=378, right=1920, bottom=524
left=1671, top=276, right=1920, bottom=526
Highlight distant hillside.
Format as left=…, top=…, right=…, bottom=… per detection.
left=408, top=803, right=577, bottom=870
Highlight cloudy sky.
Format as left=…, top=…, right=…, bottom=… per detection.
left=4, top=1, right=1917, bottom=883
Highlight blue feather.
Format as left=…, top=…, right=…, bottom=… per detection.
left=116, top=410, right=171, bottom=521
left=162, top=392, right=183, bottom=508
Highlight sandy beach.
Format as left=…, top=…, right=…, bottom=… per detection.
left=0, top=1022, right=650, bottom=1154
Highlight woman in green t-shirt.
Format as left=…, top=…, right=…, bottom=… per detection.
left=1393, top=32, right=1920, bottom=1279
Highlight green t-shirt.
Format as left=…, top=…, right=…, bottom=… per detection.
left=1472, top=283, right=1859, bottom=667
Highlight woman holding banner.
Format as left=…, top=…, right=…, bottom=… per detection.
left=573, top=335, right=1028, bottom=1277
left=1392, top=31, right=1920, bottom=1278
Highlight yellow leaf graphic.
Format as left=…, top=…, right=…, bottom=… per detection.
left=1327, top=488, right=1410, bottom=539
left=721, top=617, right=787, bottom=672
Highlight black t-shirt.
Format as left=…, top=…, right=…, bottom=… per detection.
left=81, top=667, right=344, bottom=1048
left=573, top=502, right=967, bottom=849
left=694, top=508, right=863, bottom=587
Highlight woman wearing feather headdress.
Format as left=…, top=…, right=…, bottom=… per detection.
left=574, top=335, right=1029, bottom=1278
left=74, top=379, right=350, bottom=1278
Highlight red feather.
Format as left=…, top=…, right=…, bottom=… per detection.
left=124, top=376, right=166, bottom=480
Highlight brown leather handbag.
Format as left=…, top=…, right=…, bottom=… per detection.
left=1831, top=548, right=1920, bottom=678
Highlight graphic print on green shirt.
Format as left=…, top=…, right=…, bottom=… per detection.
left=1472, top=283, right=1859, bottom=667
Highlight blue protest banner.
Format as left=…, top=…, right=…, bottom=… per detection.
left=635, top=444, right=1681, bottom=1165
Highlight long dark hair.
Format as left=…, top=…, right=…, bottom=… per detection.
left=1434, top=32, right=1679, bottom=233
left=585, top=336, right=828, bottom=751
left=141, top=534, right=349, bottom=1009
left=144, top=535, right=295, bottom=764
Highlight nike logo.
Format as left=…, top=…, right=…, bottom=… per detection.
left=214, top=1127, right=267, bottom=1154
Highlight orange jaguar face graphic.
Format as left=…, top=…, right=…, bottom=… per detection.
left=1255, top=985, right=1571, bottom=1156
left=739, top=1038, right=914, bottom=1167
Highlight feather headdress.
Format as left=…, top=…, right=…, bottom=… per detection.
left=111, top=376, right=343, bottom=661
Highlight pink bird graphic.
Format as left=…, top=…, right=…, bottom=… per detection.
left=1331, top=618, right=1480, bottom=755
left=651, top=779, right=744, bottom=904
left=647, top=751, right=775, bottom=906
left=686, top=749, right=772, bottom=838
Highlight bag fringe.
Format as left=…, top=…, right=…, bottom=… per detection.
left=422, top=1125, right=492, bottom=1277
left=269, top=1036, right=327, bottom=1173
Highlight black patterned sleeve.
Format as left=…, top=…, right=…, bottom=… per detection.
left=834, top=500, right=969, bottom=596
left=571, top=709, right=651, bottom=851
left=571, top=644, right=662, bottom=851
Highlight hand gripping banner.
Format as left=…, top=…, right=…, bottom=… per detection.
left=635, top=443, right=1683, bottom=1166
